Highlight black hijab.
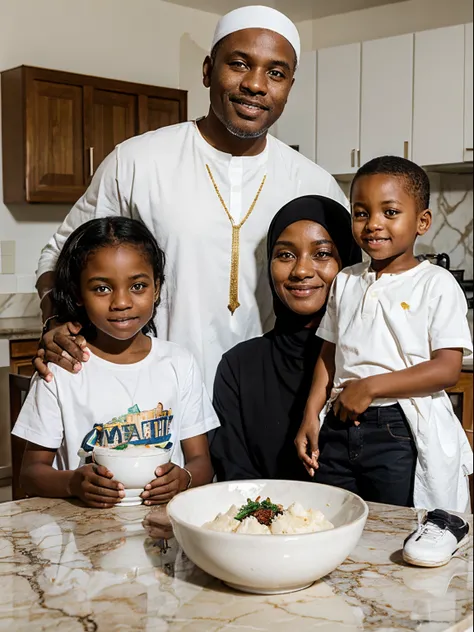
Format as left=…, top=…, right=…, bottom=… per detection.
left=266, top=195, right=362, bottom=412
left=211, top=196, right=361, bottom=482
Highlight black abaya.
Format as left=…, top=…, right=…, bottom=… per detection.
left=210, top=195, right=361, bottom=481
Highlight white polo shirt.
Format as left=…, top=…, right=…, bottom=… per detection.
left=317, top=260, right=473, bottom=512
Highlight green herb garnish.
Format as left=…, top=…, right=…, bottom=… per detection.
left=112, top=444, right=129, bottom=451
left=235, top=497, right=282, bottom=522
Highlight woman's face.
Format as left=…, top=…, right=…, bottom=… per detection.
left=270, top=220, right=341, bottom=317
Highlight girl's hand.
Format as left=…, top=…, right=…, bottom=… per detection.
left=70, top=464, right=125, bottom=508
left=333, top=379, right=374, bottom=422
left=141, top=463, right=190, bottom=505
left=294, top=417, right=321, bottom=477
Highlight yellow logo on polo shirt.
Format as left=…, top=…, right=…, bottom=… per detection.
left=401, top=302, right=410, bottom=310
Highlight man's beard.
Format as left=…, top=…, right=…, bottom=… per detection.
left=214, top=102, right=272, bottom=139
left=224, top=119, right=271, bottom=139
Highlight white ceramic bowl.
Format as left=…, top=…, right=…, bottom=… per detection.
left=93, top=446, right=171, bottom=506
left=167, top=479, right=368, bottom=594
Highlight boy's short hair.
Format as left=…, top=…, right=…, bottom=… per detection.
left=350, top=155, right=430, bottom=211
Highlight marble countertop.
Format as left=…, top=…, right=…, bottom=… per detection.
left=0, top=497, right=471, bottom=631
left=0, top=317, right=42, bottom=340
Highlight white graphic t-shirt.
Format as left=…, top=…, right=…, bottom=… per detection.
left=12, top=338, right=219, bottom=470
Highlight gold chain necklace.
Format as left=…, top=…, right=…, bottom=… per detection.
left=206, top=164, right=267, bottom=315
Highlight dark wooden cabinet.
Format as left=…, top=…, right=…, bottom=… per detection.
left=9, top=339, right=39, bottom=377
left=139, top=95, right=181, bottom=134
left=8, top=341, right=39, bottom=500
left=1, top=66, right=187, bottom=203
left=28, top=77, right=86, bottom=202
left=447, top=370, right=473, bottom=448
left=85, top=87, right=138, bottom=178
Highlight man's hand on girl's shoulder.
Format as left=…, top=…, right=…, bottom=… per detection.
left=141, top=463, right=190, bottom=506
left=34, top=321, right=90, bottom=381
left=69, top=463, right=124, bottom=508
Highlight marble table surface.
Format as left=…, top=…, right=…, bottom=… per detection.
left=0, top=497, right=471, bottom=632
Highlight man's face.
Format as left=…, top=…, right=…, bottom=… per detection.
left=203, top=28, right=296, bottom=139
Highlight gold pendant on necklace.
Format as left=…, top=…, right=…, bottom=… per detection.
left=206, top=164, right=266, bottom=315
left=229, top=225, right=241, bottom=314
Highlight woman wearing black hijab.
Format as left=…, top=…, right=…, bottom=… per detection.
left=210, top=195, right=361, bottom=481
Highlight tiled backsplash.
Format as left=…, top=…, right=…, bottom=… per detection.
left=415, top=172, right=473, bottom=336
left=0, top=274, right=37, bottom=294
left=416, top=172, right=473, bottom=275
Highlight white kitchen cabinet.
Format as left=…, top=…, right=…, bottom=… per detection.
left=464, top=23, right=473, bottom=162
left=274, top=51, right=317, bottom=161
left=316, top=43, right=361, bottom=175
left=360, top=34, right=414, bottom=165
left=413, top=25, right=465, bottom=166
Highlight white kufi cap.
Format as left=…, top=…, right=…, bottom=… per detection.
left=211, top=5, right=300, bottom=65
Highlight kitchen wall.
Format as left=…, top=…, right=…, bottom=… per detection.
left=0, top=0, right=220, bottom=308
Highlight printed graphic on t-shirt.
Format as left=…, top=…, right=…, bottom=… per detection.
left=81, top=402, right=173, bottom=452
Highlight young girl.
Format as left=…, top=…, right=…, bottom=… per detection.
left=12, top=217, right=219, bottom=508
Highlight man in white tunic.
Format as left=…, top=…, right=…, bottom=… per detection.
left=35, top=6, right=346, bottom=392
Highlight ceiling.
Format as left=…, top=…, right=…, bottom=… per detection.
left=162, top=0, right=407, bottom=22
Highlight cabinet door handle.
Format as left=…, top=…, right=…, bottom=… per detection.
left=357, top=149, right=360, bottom=167
left=351, top=149, right=356, bottom=168
left=89, top=147, right=94, bottom=177
left=466, top=148, right=473, bottom=152
left=404, top=141, right=409, bottom=159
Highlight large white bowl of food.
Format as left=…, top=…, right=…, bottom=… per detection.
left=166, top=479, right=369, bottom=594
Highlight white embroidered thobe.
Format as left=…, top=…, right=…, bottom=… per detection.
left=37, top=122, right=347, bottom=392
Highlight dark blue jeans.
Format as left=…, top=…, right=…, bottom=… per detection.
left=315, top=404, right=417, bottom=507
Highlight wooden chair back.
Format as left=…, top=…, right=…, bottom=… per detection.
left=9, top=373, right=32, bottom=500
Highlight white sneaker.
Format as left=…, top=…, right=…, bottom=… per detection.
left=403, top=509, right=470, bottom=568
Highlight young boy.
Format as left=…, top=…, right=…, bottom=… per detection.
left=295, top=156, right=473, bottom=514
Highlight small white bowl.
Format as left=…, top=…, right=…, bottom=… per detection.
left=93, top=446, right=172, bottom=506
left=167, top=479, right=368, bottom=594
